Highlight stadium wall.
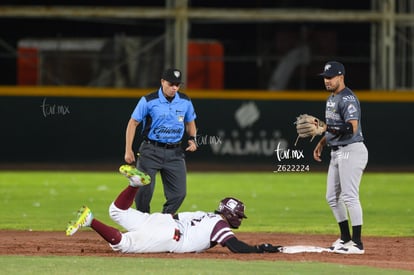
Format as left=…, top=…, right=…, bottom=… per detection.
left=1, top=87, right=413, bottom=171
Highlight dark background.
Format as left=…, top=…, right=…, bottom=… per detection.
left=0, top=1, right=371, bottom=90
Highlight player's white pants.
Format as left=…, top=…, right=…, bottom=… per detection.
left=326, top=142, right=368, bottom=226
left=108, top=202, right=179, bottom=253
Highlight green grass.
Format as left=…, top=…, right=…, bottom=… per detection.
left=0, top=171, right=413, bottom=274
left=1, top=256, right=413, bottom=275
left=0, top=256, right=412, bottom=275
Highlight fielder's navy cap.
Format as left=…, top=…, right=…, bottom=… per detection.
left=319, top=61, right=345, bottom=78
left=162, top=68, right=182, bottom=84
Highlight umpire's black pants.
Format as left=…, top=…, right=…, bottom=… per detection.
left=135, top=141, right=187, bottom=214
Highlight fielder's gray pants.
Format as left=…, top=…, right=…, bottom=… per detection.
left=135, top=141, right=187, bottom=214
left=326, top=142, right=368, bottom=226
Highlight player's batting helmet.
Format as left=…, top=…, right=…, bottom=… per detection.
left=217, top=197, right=247, bottom=229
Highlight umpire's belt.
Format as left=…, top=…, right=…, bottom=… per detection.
left=144, top=139, right=181, bottom=149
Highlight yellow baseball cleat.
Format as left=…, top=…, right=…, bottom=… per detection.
left=119, top=165, right=151, bottom=186
left=66, top=206, right=93, bottom=236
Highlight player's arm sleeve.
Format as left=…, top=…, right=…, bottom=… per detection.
left=326, top=122, right=353, bottom=135
left=223, top=236, right=261, bottom=253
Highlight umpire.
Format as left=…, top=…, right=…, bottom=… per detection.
left=124, top=68, right=197, bottom=214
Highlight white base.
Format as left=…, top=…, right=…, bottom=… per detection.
left=281, top=245, right=332, bottom=254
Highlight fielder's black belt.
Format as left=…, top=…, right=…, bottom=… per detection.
left=331, top=144, right=348, bottom=151
left=144, top=139, right=181, bottom=149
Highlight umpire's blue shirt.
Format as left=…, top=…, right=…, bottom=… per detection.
left=131, top=88, right=197, bottom=143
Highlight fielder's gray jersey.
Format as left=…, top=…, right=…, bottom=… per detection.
left=325, top=87, right=364, bottom=146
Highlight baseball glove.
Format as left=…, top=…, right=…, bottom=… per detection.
left=294, top=114, right=326, bottom=146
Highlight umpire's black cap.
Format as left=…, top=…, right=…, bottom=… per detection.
left=319, top=61, right=345, bottom=78
left=162, top=68, right=183, bottom=84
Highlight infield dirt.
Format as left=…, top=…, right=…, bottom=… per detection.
left=1, top=230, right=413, bottom=272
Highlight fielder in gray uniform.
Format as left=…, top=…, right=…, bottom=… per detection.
left=313, top=61, right=368, bottom=254
left=66, top=165, right=282, bottom=254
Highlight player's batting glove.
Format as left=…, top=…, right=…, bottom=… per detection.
left=257, top=243, right=282, bottom=253
left=294, top=114, right=326, bottom=146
